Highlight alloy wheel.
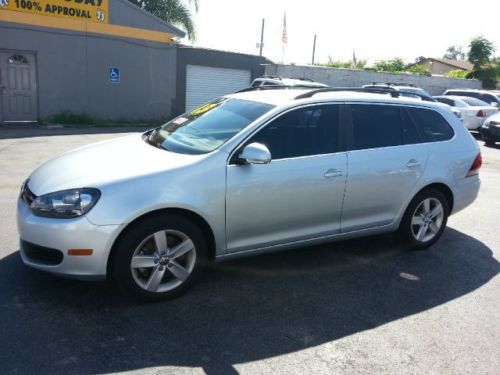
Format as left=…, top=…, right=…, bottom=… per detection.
left=411, top=198, right=444, bottom=243
left=130, top=229, right=196, bottom=293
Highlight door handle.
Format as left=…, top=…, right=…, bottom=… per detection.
left=324, top=168, right=343, bottom=178
left=406, top=159, right=421, bottom=168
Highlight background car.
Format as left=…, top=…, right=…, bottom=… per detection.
left=443, top=89, right=500, bottom=108
left=362, top=83, right=435, bottom=101
left=433, top=96, right=498, bottom=130
left=480, top=112, right=500, bottom=146
left=364, top=83, right=462, bottom=120
left=251, top=76, right=328, bottom=88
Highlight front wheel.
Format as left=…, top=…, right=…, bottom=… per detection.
left=398, top=189, right=449, bottom=250
left=111, top=215, right=207, bottom=302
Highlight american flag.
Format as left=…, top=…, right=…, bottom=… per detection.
left=282, top=12, right=288, bottom=45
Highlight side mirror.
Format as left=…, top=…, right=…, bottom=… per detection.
left=238, top=143, right=271, bottom=165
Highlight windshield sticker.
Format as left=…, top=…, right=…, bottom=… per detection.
left=173, top=117, right=188, bottom=125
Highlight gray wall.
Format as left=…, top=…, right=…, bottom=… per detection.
left=173, top=47, right=266, bottom=116
left=0, top=22, right=177, bottom=121
left=265, top=64, right=482, bottom=95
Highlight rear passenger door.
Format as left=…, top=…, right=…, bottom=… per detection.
left=341, top=104, right=428, bottom=232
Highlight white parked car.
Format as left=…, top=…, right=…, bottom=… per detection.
left=480, top=112, right=500, bottom=146
left=18, top=87, right=481, bottom=301
left=443, top=89, right=500, bottom=108
left=434, top=96, right=498, bottom=130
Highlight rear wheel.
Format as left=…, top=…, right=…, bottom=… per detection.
left=398, top=188, right=449, bottom=249
left=112, top=215, right=207, bottom=302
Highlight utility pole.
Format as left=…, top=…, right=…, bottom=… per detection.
left=259, top=18, right=265, bottom=56
left=311, top=34, right=317, bottom=65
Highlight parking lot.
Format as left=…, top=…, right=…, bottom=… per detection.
left=0, top=127, right=499, bottom=375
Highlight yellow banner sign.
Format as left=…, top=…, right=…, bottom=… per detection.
left=0, top=0, right=109, bottom=24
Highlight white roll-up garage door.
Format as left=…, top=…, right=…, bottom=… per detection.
left=185, top=65, right=251, bottom=111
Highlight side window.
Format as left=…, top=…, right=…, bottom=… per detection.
left=349, top=104, right=402, bottom=150
left=407, top=107, right=454, bottom=142
left=249, top=105, right=339, bottom=159
left=401, top=109, right=421, bottom=145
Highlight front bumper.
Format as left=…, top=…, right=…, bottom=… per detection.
left=480, top=125, right=500, bottom=142
left=17, top=198, right=122, bottom=280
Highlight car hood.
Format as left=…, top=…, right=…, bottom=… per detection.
left=28, top=133, right=203, bottom=196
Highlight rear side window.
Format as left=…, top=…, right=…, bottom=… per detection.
left=348, top=104, right=402, bottom=150
left=407, top=107, right=454, bottom=142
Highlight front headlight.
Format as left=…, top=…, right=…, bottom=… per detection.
left=30, top=188, right=101, bottom=219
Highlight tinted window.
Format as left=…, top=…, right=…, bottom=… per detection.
left=462, top=97, right=490, bottom=106
left=349, top=105, right=402, bottom=150
left=249, top=105, right=339, bottom=159
left=401, top=109, right=421, bottom=145
left=407, top=108, right=454, bottom=142
left=479, top=94, right=499, bottom=104
left=435, top=97, right=455, bottom=106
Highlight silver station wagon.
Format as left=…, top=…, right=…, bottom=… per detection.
left=18, top=87, right=481, bottom=301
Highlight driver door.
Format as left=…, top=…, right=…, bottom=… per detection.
left=225, top=104, right=347, bottom=253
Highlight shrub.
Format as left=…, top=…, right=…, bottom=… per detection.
left=445, top=69, right=470, bottom=79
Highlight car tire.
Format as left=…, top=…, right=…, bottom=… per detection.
left=485, top=140, right=495, bottom=147
left=111, top=214, right=207, bottom=302
left=397, top=188, right=449, bottom=250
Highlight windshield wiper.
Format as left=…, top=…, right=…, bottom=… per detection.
left=143, top=128, right=166, bottom=150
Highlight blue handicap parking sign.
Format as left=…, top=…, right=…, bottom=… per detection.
left=109, top=67, right=120, bottom=83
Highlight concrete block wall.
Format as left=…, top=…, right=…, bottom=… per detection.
left=265, top=64, right=482, bottom=95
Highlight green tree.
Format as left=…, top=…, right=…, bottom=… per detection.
left=443, top=45, right=466, bottom=61
left=323, top=57, right=367, bottom=69
left=128, top=0, right=199, bottom=40
left=468, top=36, right=495, bottom=68
left=466, top=36, right=497, bottom=88
left=444, top=69, right=470, bottom=79
left=373, top=58, right=406, bottom=72
left=406, top=64, right=430, bottom=76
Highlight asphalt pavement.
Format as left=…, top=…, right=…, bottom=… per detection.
left=0, top=126, right=498, bottom=375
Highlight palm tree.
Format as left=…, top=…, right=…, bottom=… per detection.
left=127, top=0, right=199, bottom=40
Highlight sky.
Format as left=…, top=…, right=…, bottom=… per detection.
left=181, top=0, right=500, bottom=66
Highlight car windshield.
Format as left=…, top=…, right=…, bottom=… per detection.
left=461, top=97, right=490, bottom=107
left=145, top=98, right=274, bottom=155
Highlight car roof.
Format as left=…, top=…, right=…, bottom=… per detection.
left=227, top=88, right=443, bottom=109
left=434, top=95, right=465, bottom=101
left=445, top=89, right=489, bottom=93
left=253, top=77, right=328, bottom=87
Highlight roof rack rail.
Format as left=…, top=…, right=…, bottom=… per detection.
left=294, top=87, right=401, bottom=100
left=294, top=86, right=433, bottom=102
left=370, top=82, right=416, bottom=87
left=236, top=85, right=327, bottom=94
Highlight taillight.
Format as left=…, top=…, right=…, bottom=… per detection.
left=467, top=153, right=482, bottom=177
left=476, top=110, right=486, bottom=117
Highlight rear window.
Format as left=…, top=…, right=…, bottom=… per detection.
left=407, top=107, right=454, bottom=142
left=435, top=97, right=455, bottom=106
left=462, top=97, right=490, bottom=107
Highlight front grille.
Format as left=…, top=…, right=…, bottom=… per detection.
left=21, top=183, right=36, bottom=206
left=22, top=240, right=63, bottom=265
